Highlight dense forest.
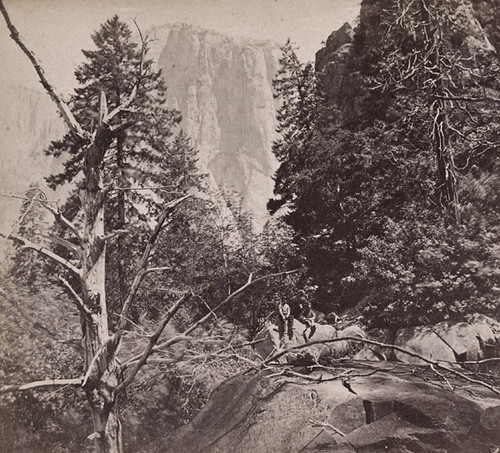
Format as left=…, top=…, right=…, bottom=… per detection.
left=0, top=0, right=499, bottom=452
left=270, top=0, right=500, bottom=328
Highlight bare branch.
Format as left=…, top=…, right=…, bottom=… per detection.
left=58, top=276, right=93, bottom=318
left=2, top=191, right=82, bottom=242
left=144, top=266, right=172, bottom=275
left=309, top=419, right=346, bottom=437
left=46, top=234, right=82, bottom=256
left=101, top=229, right=128, bottom=242
left=42, top=203, right=83, bottom=242
left=81, top=337, right=118, bottom=388
left=164, top=270, right=297, bottom=345
left=430, top=364, right=454, bottom=391
left=123, top=269, right=300, bottom=366
left=0, top=0, right=86, bottom=140
left=115, top=291, right=192, bottom=394
left=433, top=95, right=500, bottom=104
left=111, top=186, right=180, bottom=192
left=0, top=231, right=81, bottom=276
left=116, top=194, right=191, bottom=336
left=1, top=377, right=83, bottom=393
left=106, top=88, right=137, bottom=122
left=263, top=336, right=500, bottom=396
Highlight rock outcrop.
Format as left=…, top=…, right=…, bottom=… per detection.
left=253, top=314, right=500, bottom=374
left=315, top=0, right=497, bottom=126
left=254, top=320, right=339, bottom=361
left=395, top=314, right=500, bottom=365
left=162, top=365, right=500, bottom=453
left=150, top=24, right=281, bottom=229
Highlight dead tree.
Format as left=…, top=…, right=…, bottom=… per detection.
left=0, top=3, right=297, bottom=452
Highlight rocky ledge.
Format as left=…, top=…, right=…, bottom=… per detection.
left=162, top=314, right=500, bottom=453
left=162, top=363, right=500, bottom=453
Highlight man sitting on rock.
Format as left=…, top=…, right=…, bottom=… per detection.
left=298, top=301, right=316, bottom=342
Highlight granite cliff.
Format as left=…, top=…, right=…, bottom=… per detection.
left=0, top=85, right=65, bottom=233
left=150, top=23, right=280, bottom=229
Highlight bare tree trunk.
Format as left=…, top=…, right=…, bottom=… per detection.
left=80, top=137, right=123, bottom=453
left=115, top=134, right=128, bottom=321
left=433, top=104, right=460, bottom=224
left=85, top=363, right=122, bottom=453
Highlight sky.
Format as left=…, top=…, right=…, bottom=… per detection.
left=0, top=0, right=361, bottom=93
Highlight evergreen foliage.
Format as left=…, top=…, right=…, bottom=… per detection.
left=42, top=16, right=209, bottom=324
left=270, top=0, right=500, bottom=326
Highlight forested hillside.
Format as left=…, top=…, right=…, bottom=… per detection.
left=270, top=0, right=500, bottom=328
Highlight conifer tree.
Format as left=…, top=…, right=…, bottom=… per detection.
left=268, top=40, right=319, bottom=215
left=45, top=16, right=188, bottom=321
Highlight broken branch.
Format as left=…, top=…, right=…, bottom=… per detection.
left=309, top=419, right=346, bottom=437
left=0, top=0, right=86, bottom=139
left=2, top=191, right=82, bottom=242
left=263, top=336, right=500, bottom=397
left=0, top=231, right=81, bottom=276
left=1, top=377, right=83, bottom=393
left=58, top=276, right=93, bottom=318
left=116, top=194, right=191, bottom=336
left=115, top=291, right=192, bottom=394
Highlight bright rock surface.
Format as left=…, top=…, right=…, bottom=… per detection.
left=151, top=24, right=280, bottom=229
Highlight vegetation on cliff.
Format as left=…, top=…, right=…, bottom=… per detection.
left=270, top=0, right=500, bottom=327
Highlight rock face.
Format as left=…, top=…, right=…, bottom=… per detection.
left=162, top=366, right=500, bottom=453
left=315, top=22, right=358, bottom=120
left=151, top=24, right=281, bottom=229
left=0, top=85, right=65, bottom=234
left=315, top=0, right=497, bottom=125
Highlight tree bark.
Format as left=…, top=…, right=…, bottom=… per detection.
left=80, top=135, right=123, bottom=453
left=115, top=134, right=128, bottom=323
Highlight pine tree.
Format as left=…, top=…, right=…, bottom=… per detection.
left=268, top=40, right=320, bottom=215
left=45, top=16, right=188, bottom=322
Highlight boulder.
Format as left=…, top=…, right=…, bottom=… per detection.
left=253, top=319, right=338, bottom=361
left=395, top=315, right=499, bottom=365
left=162, top=365, right=500, bottom=453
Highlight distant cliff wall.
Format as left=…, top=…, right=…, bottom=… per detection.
left=150, top=24, right=281, bottom=229
left=0, top=25, right=281, bottom=232
left=0, top=85, right=65, bottom=233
